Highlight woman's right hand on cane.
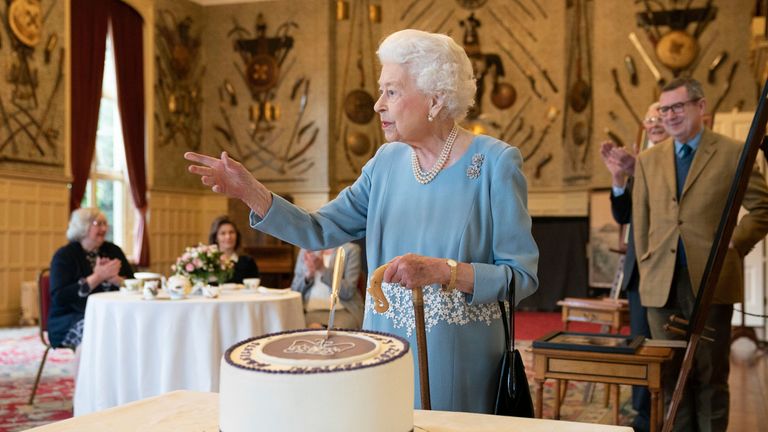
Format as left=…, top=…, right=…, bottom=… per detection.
left=184, top=151, right=273, bottom=217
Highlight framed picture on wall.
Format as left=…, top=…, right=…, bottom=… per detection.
left=588, top=189, right=622, bottom=288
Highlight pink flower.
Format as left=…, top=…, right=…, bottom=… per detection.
left=185, top=263, right=195, bottom=272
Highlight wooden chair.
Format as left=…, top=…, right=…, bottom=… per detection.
left=29, top=268, right=74, bottom=405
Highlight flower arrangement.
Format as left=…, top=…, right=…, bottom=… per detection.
left=171, top=243, right=234, bottom=286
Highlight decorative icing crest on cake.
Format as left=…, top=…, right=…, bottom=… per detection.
left=284, top=338, right=355, bottom=356
left=225, top=329, right=410, bottom=375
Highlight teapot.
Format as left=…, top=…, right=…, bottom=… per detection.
left=166, top=274, right=191, bottom=300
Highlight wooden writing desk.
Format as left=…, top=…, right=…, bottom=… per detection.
left=532, top=345, right=674, bottom=432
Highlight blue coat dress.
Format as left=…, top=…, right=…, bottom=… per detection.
left=252, top=135, right=539, bottom=413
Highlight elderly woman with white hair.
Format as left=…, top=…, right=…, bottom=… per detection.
left=48, top=208, right=133, bottom=349
left=185, top=29, right=538, bottom=413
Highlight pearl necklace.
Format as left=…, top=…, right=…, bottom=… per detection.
left=411, top=124, right=459, bottom=184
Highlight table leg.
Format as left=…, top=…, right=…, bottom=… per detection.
left=612, top=384, right=619, bottom=424
left=650, top=389, right=659, bottom=432
left=535, top=379, right=544, bottom=418
left=554, top=379, right=561, bottom=420
left=560, top=379, right=569, bottom=403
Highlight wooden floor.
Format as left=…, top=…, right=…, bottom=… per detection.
left=726, top=341, right=768, bottom=432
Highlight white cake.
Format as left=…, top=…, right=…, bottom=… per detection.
left=219, top=329, right=413, bottom=432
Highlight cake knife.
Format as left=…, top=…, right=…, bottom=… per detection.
left=325, top=246, right=346, bottom=341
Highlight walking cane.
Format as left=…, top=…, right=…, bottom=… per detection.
left=412, top=286, right=431, bottom=409
left=369, top=265, right=431, bottom=410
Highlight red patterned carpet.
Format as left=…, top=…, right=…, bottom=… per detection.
left=0, top=314, right=634, bottom=431
left=0, top=328, right=74, bottom=432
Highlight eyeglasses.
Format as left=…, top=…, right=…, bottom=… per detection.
left=92, top=220, right=108, bottom=227
left=658, top=99, right=701, bottom=116
left=643, top=116, right=662, bottom=125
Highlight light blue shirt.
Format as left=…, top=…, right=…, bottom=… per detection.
left=674, top=129, right=703, bottom=156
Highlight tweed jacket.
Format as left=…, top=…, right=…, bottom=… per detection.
left=632, top=128, right=768, bottom=306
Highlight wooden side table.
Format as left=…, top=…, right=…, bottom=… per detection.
left=532, top=345, right=674, bottom=432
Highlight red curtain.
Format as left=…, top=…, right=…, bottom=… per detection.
left=70, top=0, right=150, bottom=266
left=69, top=0, right=109, bottom=212
left=111, top=0, right=150, bottom=267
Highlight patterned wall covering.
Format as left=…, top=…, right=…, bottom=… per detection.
left=153, top=0, right=206, bottom=190
left=382, top=0, right=567, bottom=189
left=0, top=0, right=66, bottom=173
left=202, top=0, right=332, bottom=195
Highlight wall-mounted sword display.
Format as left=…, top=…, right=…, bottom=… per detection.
left=534, top=153, right=553, bottom=179
left=611, top=68, right=642, bottom=125
left=707, top=51, right=728, bottom=84
left=711, top=61, right=739, bottom=116
left=489, top=8, right=558, bottom=94
left=624, top=55, right=638, bottom=86
left=629, top=32, right=665, bottom=87
left=495, top=39, right=544, bottom=101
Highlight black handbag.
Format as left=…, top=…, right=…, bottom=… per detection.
left=493, top=278, right=535, bottom=417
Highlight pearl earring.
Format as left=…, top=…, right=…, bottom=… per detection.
left=427, top=113, right=434, bottom=122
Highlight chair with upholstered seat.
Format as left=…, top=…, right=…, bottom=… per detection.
left=29, top=268, right=74, bottom=405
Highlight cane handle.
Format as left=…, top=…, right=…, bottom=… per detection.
left=368, top=264, right=390, bottom=313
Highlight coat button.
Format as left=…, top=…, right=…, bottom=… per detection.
left=670, top=248, right=676, bottom=254
left=678, top=220, right=683, bottom=225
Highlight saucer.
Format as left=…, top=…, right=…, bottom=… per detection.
left=257, top=287, right=292, bottom=295
left=120, top=287, right=140, bottom=295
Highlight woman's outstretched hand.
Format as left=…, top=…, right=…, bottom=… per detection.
left=184, top=151, right=273, bottom=217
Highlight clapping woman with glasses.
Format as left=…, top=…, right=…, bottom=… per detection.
left=49, top=208, right=134, bottom=350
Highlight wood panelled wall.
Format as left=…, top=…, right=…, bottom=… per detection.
left=0, top=177, right=69, bottom=326
left=145, top=190, right=227, bottom=277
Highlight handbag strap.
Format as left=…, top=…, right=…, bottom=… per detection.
left=498, top=273, right=516, bottom=352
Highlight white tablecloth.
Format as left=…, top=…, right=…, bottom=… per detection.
left=73, top=290, right=305, bottom=415
left=33, top=391, right=633, bottom=431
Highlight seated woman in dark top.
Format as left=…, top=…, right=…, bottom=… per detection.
left=49, top=208, right=134, bottom=348
left=209, top=215, right=259, bottom=284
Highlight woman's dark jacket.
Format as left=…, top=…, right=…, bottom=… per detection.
left=48, top=241, right=133, bottom=347
left=228, top=254, right=260, bottom=283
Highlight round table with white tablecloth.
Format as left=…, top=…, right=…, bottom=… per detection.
left=73, top=289, right=305, bottom=416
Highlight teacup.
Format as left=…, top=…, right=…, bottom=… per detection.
left=243, top=278, right=261, bottom=290
left=143, top=280, right=159, bottom=300
left=124, top=278, right=143, bottom=292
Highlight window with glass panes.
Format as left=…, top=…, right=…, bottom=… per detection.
left=81, top=31, right=133, bottom=256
